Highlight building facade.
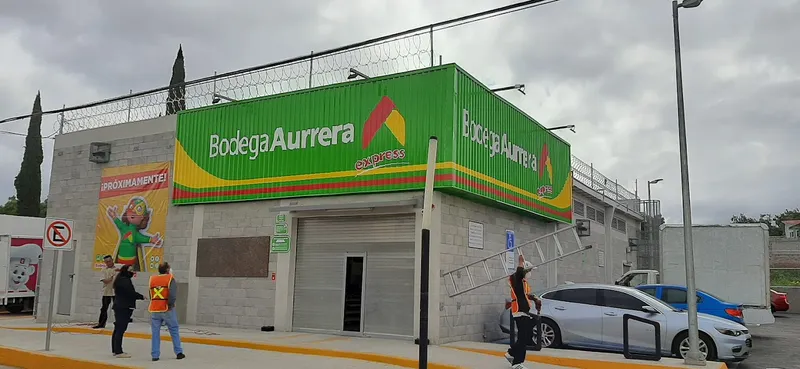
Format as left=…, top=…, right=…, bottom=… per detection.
left=36, top=64, right=643, bottom=344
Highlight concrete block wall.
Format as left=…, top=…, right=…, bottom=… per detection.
left=438, top=193, right=553, bottom=344
left=38, top=116, right=278, bottom=330
left=198, top=201, right=278, bottom=329
left=38, top=120, right=182, bottom=324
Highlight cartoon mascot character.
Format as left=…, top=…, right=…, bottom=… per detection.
left=107, top=196, right=163, bottom=272
left=9, top=243, right=43, bottom=293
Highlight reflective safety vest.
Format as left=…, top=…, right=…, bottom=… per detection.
left=509, top=276, right=532, bottom=316
left=148, top=274, right=173, bottom=313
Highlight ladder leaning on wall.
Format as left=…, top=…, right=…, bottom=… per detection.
left=441, top=224, right=592, bottom=298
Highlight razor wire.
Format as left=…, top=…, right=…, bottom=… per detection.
left=55, top=33, right=432, bottom=134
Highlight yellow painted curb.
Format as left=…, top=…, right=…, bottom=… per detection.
left=0, top=326, right=463, bottom=369
left=444, top=346, right=729, bottom=369
left=0, top=345, right=142, bottom=369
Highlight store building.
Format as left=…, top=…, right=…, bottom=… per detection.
left=36, top=64, right=643, bottom=344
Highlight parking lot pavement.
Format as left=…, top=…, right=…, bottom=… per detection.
left=728, top=313, right=800, bottom=369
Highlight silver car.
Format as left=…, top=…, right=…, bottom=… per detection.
left=498, top=283, right=751, bottom=363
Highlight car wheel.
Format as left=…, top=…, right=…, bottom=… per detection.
left=771, top=304, right=776, bottom=313
left=533, top=318, right=562, bottom=349
left=5, top=304, right=24, bottom=314
left=672, top=331, right=717, bottom=362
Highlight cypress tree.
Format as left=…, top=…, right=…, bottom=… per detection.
left=166, top=45, right=186, bottom=115
left=14, top=92, right=43, bottom=217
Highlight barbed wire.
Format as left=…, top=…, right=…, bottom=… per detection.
left=56, top=32, right=432, bottom=134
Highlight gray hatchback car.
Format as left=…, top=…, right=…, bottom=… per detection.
left=498, top=283, right=752, bottom=363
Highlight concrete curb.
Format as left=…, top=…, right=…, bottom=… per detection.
left=0, top=345, right=143, bottom=369
left=0, top=326, right=462, bottom=369
left=442, top=345, right=729, bottom=369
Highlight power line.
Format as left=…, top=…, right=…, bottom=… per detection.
left=0, top=0, right=560, bottom=126
left=0, top=130, right=56, bottom=140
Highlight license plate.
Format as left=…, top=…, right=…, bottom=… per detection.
left=745, top=339, right=752, bottom=348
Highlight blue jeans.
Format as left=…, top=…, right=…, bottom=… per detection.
left=150, top=309, right=183, bottom=359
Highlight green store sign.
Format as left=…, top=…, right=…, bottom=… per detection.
left=173, top=65, right=572, bottom=222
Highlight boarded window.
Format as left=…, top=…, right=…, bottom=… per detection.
left=196, top=236, right=270, bottom=277
left=574, top=200, right=585, bottom=216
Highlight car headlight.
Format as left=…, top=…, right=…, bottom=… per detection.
left=715, top=327, right=744, bottom=337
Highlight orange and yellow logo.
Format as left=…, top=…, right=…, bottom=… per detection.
left=354, top=97, right=408, bottom=172
left=362, top=96, right=406, bottom=149
left=537, top=143, right=555, bottom=197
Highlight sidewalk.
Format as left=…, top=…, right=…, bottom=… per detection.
left=0, top=318, right=567, bottom=369
left=0, top=318, right=726, bottom=369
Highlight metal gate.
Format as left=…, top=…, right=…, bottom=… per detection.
left=292, top=214, right=415, bottom=336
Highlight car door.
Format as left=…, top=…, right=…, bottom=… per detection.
left=600, top=289, right=666, bottom=353
left=546, top=288, right=604, bottom=347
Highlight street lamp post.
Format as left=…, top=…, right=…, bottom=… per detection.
left=672, top=0, right=704, bottom=365
left=647, top=178, right=663, bottom=204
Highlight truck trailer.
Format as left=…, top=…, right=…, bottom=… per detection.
left=0, top=215, right=46, bottom=314
left=616, top=223, right=773, bottom=326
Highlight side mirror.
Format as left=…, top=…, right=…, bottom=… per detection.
left=641, top=306, right=658, bottom=314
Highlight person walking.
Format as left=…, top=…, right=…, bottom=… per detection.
left=111, top=265, right=145, bottom=358
left=149, top=261, right=185, bottom=361
left=504, top=254, right=542, bottom=369
left=93, top=255, right=117, bottom=329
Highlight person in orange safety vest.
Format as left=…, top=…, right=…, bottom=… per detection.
left=148, top=262, right=185, bottom=362
left=505, top=254, right=542, bottom=369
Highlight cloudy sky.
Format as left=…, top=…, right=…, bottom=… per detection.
left=0, top=0, right=797, bottom=223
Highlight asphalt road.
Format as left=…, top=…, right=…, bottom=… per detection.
left=729, top=313, right=800, bottom=369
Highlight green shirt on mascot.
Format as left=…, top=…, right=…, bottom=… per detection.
left=106, top=197, right=163, bottom=272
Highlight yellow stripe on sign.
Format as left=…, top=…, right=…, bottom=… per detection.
left=173, top=140, right=573, bottom=210
left=173, top=140, right=453, bottom=189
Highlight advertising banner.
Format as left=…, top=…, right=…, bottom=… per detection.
left=92, top=162, right=170, bottom=272
left=8, top=237, right=43, bottom=296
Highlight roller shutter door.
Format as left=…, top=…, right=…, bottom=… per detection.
left=292, top=214, right=415, bottom=336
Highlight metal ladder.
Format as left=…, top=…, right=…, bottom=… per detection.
left=442, top=225, right=592, bottom=297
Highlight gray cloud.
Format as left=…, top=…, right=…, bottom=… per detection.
left=0, top=0, right=797, bottom=224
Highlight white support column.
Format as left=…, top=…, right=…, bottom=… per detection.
left=186, top=205, right=204, bottom=325
left=604, top=206, right=617, bottom=284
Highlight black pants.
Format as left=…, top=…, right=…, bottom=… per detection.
left=509, top=315, right=533, bottom=365
left=97, top=296, right=113, bottom=327
left=111, top=308, right=133, bottom=355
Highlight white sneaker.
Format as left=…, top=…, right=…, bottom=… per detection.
left=504, top=352, right=513, bottom=364
left=511, top=364, right=529, bottom=369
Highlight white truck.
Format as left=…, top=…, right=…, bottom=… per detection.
left=616, top=223, right=774, bottom=326
left=0, top=215, right=46, bottom=314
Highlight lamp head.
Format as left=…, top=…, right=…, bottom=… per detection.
left=680, top=0, right=703, bottom=8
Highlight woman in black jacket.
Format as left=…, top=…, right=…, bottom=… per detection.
left=111, top=265, right=145, bottom=358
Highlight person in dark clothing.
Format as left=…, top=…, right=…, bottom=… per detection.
left=504, top=254, right=542, bottom=369
left=111, top=265, right=145, bottom=358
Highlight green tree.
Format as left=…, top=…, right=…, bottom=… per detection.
left=0, top=196, right=18, bottom=215
left=731, top=209, right=800, bottom=236
left=14, top=92, right=43, bottom=217
left=39, top=198, right=47, bottom=217
left=0, top=196, right=47, bottom=217
left=165, top=45, right=186, bottom=115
